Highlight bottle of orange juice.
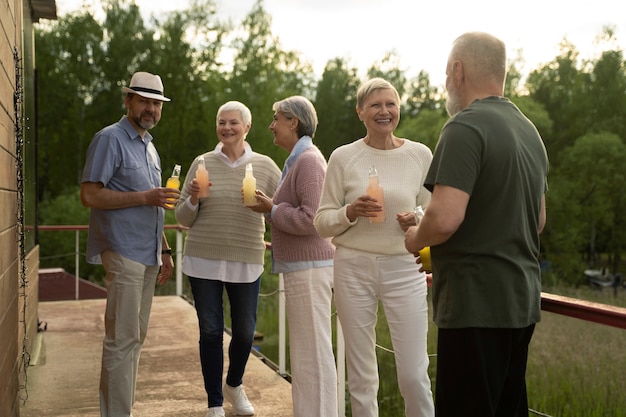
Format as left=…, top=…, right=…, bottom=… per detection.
left=195, top=156, right=209, bottom=198
left=366, top=165, right=385, bottom=223
left=242, top=163, right=256, bottom=206
left=165, top=164, right=181, bottom=209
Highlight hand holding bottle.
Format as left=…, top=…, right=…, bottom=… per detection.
left=195, top=156, right=210, bottom=198
left=242, top=163, right=257, bottom=206
left=365, top=165, right=385, bottom=223
left=165, top=164, right=182, bottom=209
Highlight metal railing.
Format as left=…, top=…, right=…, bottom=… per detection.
left=38, top=225, right=626, bottom=417
left=38, top=224, right=348, bottom=416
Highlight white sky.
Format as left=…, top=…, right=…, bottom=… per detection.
left=55, top=0, right=626, bottom=87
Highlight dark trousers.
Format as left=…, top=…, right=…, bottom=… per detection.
left=188, top=276, right=261, bottom=408
left=435, top=325, right=535, bottom=417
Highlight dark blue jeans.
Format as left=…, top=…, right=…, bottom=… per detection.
left=188, top=276, right=261, bottom=408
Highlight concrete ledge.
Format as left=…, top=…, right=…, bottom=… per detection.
left=21, top=296, right=293, bottom=416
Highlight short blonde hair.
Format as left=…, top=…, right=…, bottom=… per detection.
left=356, top=78, right=400, bottom=110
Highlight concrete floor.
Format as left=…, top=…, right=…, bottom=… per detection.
left=20, top=296, right=293, bottom=417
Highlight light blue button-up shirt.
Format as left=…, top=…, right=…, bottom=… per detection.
left=82, top=116, right=164, bottom=266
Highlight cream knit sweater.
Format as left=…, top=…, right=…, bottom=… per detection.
left=175, top=152, right=281, bottom=265
left=314, top=138, right=432, bottom=255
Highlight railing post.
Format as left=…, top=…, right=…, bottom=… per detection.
left=337, top=317, right=345, bottom=417
left=75, top=230, right=80, bottom=300
left=175, top=228, right=183, bottom=296
left=278, top=273, right=287, bottom=376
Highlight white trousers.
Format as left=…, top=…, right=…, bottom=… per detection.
left=99, top=251, right=158, bottom=417
left=333, top=247, right=434, bottom=417
left=284, top=266, right=338, bottom=417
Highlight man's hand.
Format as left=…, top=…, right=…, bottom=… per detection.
left=157, top=255, right=174, bottom=285
left=404, top=225, right=421, bottom=254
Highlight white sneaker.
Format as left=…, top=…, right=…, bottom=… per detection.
left=223, top=384, right=255, bottom=415
left=205, top=406, right=225, bottom=417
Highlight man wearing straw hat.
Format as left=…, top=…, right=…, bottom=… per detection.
left=81, top=71, right=180, bottom=417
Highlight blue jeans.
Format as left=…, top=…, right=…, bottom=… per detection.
left=188, top=276, right=261, bottom=408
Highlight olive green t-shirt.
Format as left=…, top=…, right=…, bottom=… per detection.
left=426, top=97, right=548, bottom=329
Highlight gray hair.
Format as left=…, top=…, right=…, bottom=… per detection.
left=216, top=101, right=252, bottom=127
left=356, top=78, right=400, bottom=110
left=272, top=95, right=318, bottom=138
left=451, top=32, right=507, bottom=86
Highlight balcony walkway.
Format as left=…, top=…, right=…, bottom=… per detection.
left=21, top=296, right=293, bottom=417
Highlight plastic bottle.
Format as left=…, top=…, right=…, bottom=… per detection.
left=242, top=163, right=257, bottom=206
left=414, top=205, right=425, bottom=224
left=165, top=164, right=181, bottom=209
left=366, top=165, right=385, bottom=223
left=195, top=156, right=209, bottom=198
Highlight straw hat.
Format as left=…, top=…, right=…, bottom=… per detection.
left=122, top=71, right=171, bottom=102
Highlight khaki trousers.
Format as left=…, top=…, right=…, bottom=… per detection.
left=99, top=251, right=159, bottom=417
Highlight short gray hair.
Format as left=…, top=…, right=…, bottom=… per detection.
left=216, top=101, right=252, bottom=127
left=272, top=96, right=318, bottom=138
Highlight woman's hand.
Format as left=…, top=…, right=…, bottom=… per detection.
left=347, top=194, right=383, bottom=222
left=396, top=211, right=416, bottom=232
left=247, top=190, right=273, bottom=213
left=187, top=178, right=201, bottom=205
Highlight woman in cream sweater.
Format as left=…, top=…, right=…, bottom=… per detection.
left=314, top=78, right=435, bottom=417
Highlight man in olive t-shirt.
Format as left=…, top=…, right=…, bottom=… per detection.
left=405, top=32, right=548, bottom=417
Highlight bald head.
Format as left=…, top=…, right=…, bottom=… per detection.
left=445, top=32, right=507, bottom=115
left=450, top=32, right=507, bottom=90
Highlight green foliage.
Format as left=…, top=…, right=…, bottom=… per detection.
left=395, top=108, right=447, bottom=151
left=226, top=0, right=315, bottom=165
left=37, top=187, right=104, bottom=281
left=313, top=58, right=365, bottom=158
left=546, top=132, right=626, bottom=277
left=35, top=1, right=625, bottom=287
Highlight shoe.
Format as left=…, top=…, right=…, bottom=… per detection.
left=223, top=384, right=255, bottom=415
left=205, top=406, right=225, bottom=417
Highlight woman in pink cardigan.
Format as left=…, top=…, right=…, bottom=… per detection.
left=249, top=95, right=338, bottom=417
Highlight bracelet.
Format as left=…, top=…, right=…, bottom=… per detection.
left=161, top=249, right=172, bottom=255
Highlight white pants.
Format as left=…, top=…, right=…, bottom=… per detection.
left=334, top=247, right=434, bottom=417
left=99, top=251, right=159, bottom=417
left=284, top=266, right=338, bottom=417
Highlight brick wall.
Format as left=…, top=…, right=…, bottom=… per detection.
left=0, top=0, right=41, bottom=416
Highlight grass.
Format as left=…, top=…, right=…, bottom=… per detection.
left=172, top=261, right=626, bottom=417
left=526, top=285, right=626, bottom=417
left=253, top=274, right=626, bottom=417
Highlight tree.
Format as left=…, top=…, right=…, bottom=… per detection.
left=144, top=0, right=228, bottom=175
left=586, top=48, right=626, bottom=139
left=526, top=39, right=589, bottom=159
left=546, top=132, right=626, bottom=281
left=313, top=58, right=364, bottom=158
left=404, top=70, right=445, bottom=117
left=366, top=50, right=408, bottom=99
left=395, top=108, right=447, bottom=151
left=35, top=11, right=105, bottom=200
left=226, top=0, right=314, bottom=163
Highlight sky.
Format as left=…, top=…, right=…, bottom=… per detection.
left=55, top=0, right=626, bottom=87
